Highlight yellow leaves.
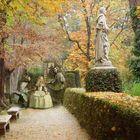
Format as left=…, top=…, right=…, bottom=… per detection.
left=110, top=44, right=131, bottom=74
left=136, top=6, right=140, bottom=18
left=0, top=1, right=4, bottom=10
left=6, top=0, right=72, bottom=26
left=111, top=126, right=116, bottom=132
left=70, top=31, right=87, bottom=45
left=85, top=92, right=140, bottom=112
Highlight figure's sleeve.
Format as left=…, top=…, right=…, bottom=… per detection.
left=60, top=74, right=65, bottom=83
left=96, top=16, right=104, bottom=29
left=96, top=14, right=108, bottom=30
left=57, top=73, right=65, bottom=83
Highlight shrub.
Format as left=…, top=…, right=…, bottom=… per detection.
left=129, top=6, right=140, bottom=82
left=65, top=70, right=81, bottom=88
left=27, top=66, right=44, bottom=85
left=85, top=68, right=122, bottom=92
left=63, top=88, right=140, bottom=140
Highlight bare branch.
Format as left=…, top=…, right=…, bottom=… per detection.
left=106, top=0, right=111, bottom=10
left=111, top=27, right=124, bottom=46
left=111, top=12, right=129, bottom=46
left=90, top=1, right=96, bottom=16
left=58, top=15, right=90, bottom=59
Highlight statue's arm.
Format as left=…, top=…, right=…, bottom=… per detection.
left=96, top=15, right=105, bottom=29
left=96, top=21, right=104, bottom=29
left=103, top=17, right=110, bottom=33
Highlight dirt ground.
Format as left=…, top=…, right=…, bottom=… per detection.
left=0, top=106, right=92, bottom=140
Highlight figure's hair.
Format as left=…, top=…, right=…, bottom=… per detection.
left=55, top=67, right=61, bottom=73
left=99, top=7, right=106, bottom=14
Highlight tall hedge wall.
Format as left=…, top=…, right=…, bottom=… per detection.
left=63, top=88, right=140, bottom=140
left=129, top=3, right=140, bottom=81
left=65, top=70, right=81, bottom=88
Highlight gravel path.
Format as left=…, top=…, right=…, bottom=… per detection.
left=1, top=106, right=92, bottom=140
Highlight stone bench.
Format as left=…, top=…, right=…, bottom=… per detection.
left=0, top=115, right=12, bottom=135
left=7, top=107, right=20, bottom=120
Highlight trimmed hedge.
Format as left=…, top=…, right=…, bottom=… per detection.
left=129, top=6, right=140, bottom=82
left=48, top=88, right=65, bottom=104
left=85, top=68, right=122, bottom=92
left=63, top=88, right=140, bottom=140
left=65, top=70, right=81, bottom=88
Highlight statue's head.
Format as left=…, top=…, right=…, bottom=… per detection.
left=99, top=7, right=106, bottom=15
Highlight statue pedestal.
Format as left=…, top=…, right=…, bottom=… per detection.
left=85, top=66, right=122, bottom=92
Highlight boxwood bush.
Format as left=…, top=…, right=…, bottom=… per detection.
left=85, top=68, right=122, bottom=92
left=65, top=70, right=81, bottom=88
left=63, top=88, right=140, bottom=140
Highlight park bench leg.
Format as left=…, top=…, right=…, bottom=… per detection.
left=13, top=115, right=16, bottom=120
left=10, top=114, right=16, bottom=120
left=0, top=128, right=6, bottom=135
left=6, top=123, right=10, bottom=132
left=17, top=113, right=20, bottom=119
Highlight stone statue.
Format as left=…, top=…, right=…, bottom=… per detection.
left=47, top=67, right=65, bottom=91
left=95, top=7, right=112, bottom=67
left=48, top=64, right=55, bottom=79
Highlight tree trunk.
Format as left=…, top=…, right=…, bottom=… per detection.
left=85, top=16, right=91, bottom=61
left=10, top=67, right=24, bottom=93
left=0, top=7, right=8, bottom=106
left=5, top=70, right=12, bottom=95
left=0, top=16, right=6, bottom=106
left=0, top=58, right=5, bottom=98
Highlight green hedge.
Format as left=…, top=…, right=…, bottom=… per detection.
left=63, top=88, right=140, bottom=140
left=48, top=88, right=65, bottom=104
left=129, top=6, right=140, bottom=82
left=65, top=70, right=81, bottom=88
left=26, top=66, right=44, bottom=85
left=85, top=68, right=122, bottom=92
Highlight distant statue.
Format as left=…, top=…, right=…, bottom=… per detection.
left=54, top=67, right=65, bottom=90
left=48, top=64, right=55, bottom=79
left=95, top=7, right=112, bottom=67
left=12, top=75, right=31, bottom=107
left=48, top=67, right=65, bottom=91
left=47, top=67, right=65, bottom=104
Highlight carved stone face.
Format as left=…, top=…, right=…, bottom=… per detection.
left=100, top=7, right=106, bottom=15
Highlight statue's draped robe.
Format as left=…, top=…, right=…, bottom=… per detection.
left=95, top=14, right=110, bottom=65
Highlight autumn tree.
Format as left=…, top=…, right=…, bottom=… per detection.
left=59, top=0, right=132, bottom=81
left=0, top=0, right=70, bottom=106
left=58, top=0, right=99, bottom=61
left=0, top=0, right=12, bottom=107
